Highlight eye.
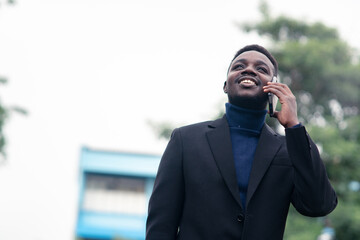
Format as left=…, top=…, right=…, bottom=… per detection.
left=232, top=64, right=245, bottom=70
left=257, top=66, right=268, bottom=74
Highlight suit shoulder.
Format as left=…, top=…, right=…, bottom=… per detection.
left=263, top=124, right=286, bottom=140
left=174, top=117, right=226, bottom=136
left=177, top=120, right=214, bottom=133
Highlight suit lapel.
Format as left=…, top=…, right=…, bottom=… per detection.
left=206, top=116, right=243, bottom=209
left=246, top=124, right=283, bottom=206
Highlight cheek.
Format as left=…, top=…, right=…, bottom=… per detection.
left=227, top=72, right=238, bottom=83
left=260, top=77, right=272, bottom=86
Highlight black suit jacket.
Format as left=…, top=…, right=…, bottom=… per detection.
left=146, top=116, right=337, bottom=240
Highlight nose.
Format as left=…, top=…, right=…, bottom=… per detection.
left=241, top=65, right=256, bottom=76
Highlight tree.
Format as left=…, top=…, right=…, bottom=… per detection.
left=0, top=78, right=27, bottom=163
left=0, top=0, right=26, bottom=163
left=240, top=1, right=360, bottom=239
left=0, top=0, right=15, bottom=6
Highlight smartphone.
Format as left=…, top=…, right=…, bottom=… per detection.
left=268, top=76, right=278, bottom=117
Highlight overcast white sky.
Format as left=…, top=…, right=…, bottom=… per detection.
left=0, top=0, right=359, bottom=239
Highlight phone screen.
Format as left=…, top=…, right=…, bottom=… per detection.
left=268, top=76, right=278, bottom=117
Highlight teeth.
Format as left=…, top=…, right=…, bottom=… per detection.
left=241, top=79, right=255, bottom=84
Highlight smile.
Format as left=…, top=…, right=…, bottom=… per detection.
left=239, top=78, right=257, bottom=86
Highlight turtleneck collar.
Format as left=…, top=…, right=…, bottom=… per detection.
left=225, top=103, right=267, bottom=134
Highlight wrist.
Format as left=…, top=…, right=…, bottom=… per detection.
left=284, top=120, right=300, bottom=128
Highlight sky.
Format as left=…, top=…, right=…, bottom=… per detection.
left=0, top=0, right=359, bottom=239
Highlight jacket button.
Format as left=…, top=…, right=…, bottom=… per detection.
left=237, top=214, right=244, bottom=222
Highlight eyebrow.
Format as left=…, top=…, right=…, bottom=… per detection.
left=232, top=58, right=270, bottom=68
left=230, top=58, right=273, bottom=74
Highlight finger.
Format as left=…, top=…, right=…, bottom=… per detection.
left=264, top=87, right=287, bottom=100
left=264, top=84, right=294, bottom=100
left=265, top=82, right=288, bottom=92
left=266, top=82, right=292, bottom=94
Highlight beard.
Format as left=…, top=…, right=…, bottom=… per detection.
left=228, top=92, right=268, bottom=110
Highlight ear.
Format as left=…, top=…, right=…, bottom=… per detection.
left=223, top=81, right=228, bottom=93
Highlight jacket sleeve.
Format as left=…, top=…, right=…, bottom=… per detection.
left=146, top=128, right=184, bottom=240
left=285, top=126, right=337, bottom=217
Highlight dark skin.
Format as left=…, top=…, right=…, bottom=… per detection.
left=224, top=50, right=299, bottom=128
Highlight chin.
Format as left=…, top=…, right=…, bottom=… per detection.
left=229, top=95, right=267, bottom=110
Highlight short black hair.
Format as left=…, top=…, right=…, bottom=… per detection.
left=228, top=44, right=278, bottom=76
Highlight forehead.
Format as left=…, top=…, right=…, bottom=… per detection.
left=232, top=50, right=273, bottom=69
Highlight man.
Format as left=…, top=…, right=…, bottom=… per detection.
left=146, top=44, right=337, bottom=239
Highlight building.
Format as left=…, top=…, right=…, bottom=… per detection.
left=75, top=147, right=161, bottom=240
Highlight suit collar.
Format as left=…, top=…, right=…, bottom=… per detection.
left=206, top=116, right=243, bottom=208
left=246, top=124, right=283, bottom=206
left=206, top=116, right=283, bottom=209
left=208, top=115, right=227, bottom=128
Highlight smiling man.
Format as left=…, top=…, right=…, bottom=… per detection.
left=146, top=44, right=337, bottom=240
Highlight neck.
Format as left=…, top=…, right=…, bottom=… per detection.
left=225, top=103, right=267, bottom=133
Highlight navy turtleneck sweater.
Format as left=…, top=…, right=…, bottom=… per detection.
left=225, top=103, right=267, bottom=209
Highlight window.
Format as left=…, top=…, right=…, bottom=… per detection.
left=83, top=173, right=146, bottom=215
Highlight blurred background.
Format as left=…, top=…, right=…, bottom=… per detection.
left=0, top=0, right=359, bottom=239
